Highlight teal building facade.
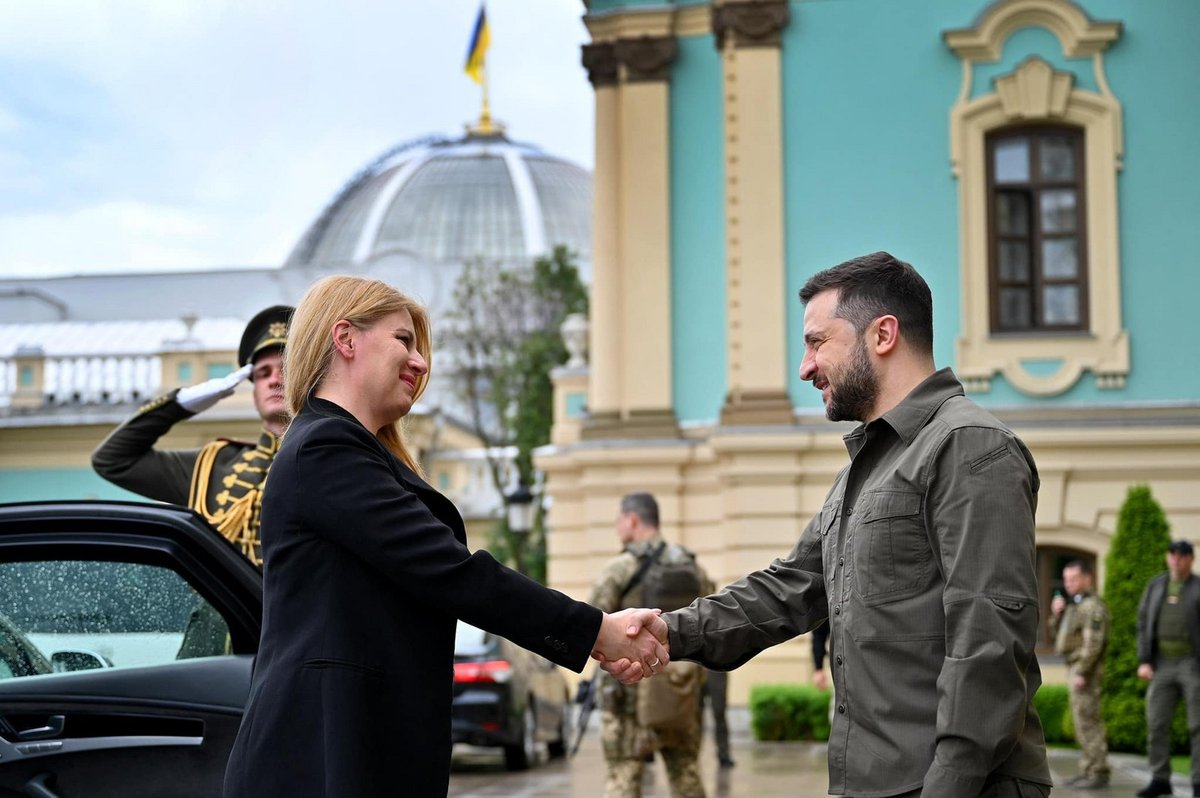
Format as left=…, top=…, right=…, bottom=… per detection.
left=540, top=0, right=1200, bottom=701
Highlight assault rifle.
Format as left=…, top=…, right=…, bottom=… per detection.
left=571, top=544, right=665, bottom=757
left=569, top=668, right=601, bottom=757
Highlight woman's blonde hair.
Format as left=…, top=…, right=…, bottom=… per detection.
left=284, top=275, right=432, bottom=473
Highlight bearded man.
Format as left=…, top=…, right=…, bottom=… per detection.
left=615, top=252, right=1051, bottom=798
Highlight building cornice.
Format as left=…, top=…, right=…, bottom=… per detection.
left=712, top=0, right=790, bottom=50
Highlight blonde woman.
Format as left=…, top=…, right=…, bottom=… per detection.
left=222, top=276, right=666, bottom=797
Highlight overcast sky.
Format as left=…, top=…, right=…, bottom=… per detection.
left=0, top=0, right=593, bottom=278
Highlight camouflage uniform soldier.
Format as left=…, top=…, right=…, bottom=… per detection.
left=590, top=492, right=712, bottom=798
left=1050, top=559, right=1110, bottom=790
left=93, top=305, right=292, bottom=567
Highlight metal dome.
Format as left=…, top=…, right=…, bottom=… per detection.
left=285, top=131, right=592, bottom=271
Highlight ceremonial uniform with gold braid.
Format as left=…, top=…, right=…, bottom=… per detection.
left=92, top=305, right=292, bottom=568
left=92, top=390, right=279, bottom=566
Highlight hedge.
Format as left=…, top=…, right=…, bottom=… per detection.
left=749, top=684, right=831, bottom=741
left=1034, top=684, right=1075, bottom=745
left=750, top=683, right=1078, bottom=746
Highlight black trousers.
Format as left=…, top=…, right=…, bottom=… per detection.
left=702, top=670, right=730, bottom=759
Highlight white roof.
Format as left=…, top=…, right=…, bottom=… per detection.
left=0, top=318, right=245, bottom=358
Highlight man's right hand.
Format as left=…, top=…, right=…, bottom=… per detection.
left=592, top=608, right=669, bottom=684
left=1138, top=663, right=1155, bottom=681
left=812, top=670, right=829, bottom=691
left=596, top=609, right=670, bottom=684
left=176, top=364, right=253, bottom=414
left=1050, top=594, right=1067, bottom=617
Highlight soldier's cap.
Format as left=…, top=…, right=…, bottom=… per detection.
left=1168, top=540, right=1195, bottom=556
left=238, top=305, right=294, bottom=368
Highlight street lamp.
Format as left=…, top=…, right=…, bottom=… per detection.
left=506, top=483, right=535, bottom=536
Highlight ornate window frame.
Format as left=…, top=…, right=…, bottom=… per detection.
left=944, top=0, right=1127, bottom=396
left=986, top=125, right=1089, bottom=333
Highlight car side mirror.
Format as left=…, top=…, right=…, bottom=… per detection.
left=50, top=650, right=111, bottom=673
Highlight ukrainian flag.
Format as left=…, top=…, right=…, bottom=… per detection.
left=464, top=5, right=490, bottom=84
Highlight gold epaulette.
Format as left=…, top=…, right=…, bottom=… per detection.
left=136, top=391, right=177, bottom=416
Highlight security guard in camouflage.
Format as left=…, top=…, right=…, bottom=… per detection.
left=1050, top=558, right=1110, bottom=789
left=589, top=492, right=712, bottom=798
left=92, top=305, right=292, bottom=566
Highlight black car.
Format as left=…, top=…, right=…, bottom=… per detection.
left=0, top=500, right=575, bottom=796
left=0, top=500, right=261, bottom=798
left=452, top=619, right=571, bottom=770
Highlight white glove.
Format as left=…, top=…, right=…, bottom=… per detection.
left=176, top=364, right=253, bottom=414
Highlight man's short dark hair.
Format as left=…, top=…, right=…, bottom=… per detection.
left=1063, top=559, right=1093, bottom=576
left=620, top=492, right=659, bottom=529
left=798, top=251, right=934, bottom=355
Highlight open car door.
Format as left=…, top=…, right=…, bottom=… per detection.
left=0, top=501, right=261, bottom=798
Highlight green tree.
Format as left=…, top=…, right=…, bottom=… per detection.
left=1101, top=484, right=1172, bottom=752
left=440, top=246, right=587, bottom=580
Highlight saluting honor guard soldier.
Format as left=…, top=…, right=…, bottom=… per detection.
left=92, top=305, right=293, bottom=565
left=1050, top=559, right=1110, bottom=789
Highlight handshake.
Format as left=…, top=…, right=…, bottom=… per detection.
left=591, top=608, right=671, bottom=685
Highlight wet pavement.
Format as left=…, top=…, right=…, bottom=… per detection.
left=448, top=708, right=1188, bottom=796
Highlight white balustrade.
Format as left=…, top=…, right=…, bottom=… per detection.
left=0, top=354, right=162, bottom=409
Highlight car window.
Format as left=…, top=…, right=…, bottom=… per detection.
left=453, top=620, right=491, bottom=656
left=0, top=618, right=50, bottom=678
left=0, top=560, right=231, bottom=679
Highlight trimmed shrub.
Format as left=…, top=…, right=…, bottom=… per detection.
left=749, top=684, right=832, bottom=741
left=1101, top=484, right=1173, bottom=753
left=1034, top=684, right=1074, bottom=745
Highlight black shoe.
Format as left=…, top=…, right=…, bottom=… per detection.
left=1192, top=781, right=1199, bottom=798
left=718, top=755, right=735, bottom=769
left=1136, top=779, right=1173, bottom=797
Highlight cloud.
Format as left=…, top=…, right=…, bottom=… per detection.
left=0, top=105, right=19, bottom=135
left=0, top=0, right=593, bottom=277
left=0, top=201, right=218, bottom=275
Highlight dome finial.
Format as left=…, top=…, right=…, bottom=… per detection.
left=466, top=102, right=506, bottom=138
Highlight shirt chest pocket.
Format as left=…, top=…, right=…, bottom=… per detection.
left=852, top=490, right=930, bottom=606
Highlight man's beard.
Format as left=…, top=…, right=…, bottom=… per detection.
left=826, top=338, right=878, bottom=423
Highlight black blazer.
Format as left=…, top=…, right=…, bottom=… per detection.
left=223, top=397, right=601, bottom=797
left=1137, top=572, right=1200, bottom=667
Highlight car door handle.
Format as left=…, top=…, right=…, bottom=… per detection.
left=16, top=716, right=65, bottom=741
left=24, top=772, right=63, bottom=798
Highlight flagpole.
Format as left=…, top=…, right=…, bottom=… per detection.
left=465, top=3, right=502, bottom=137
left=480, top=59, right=493, bottom=134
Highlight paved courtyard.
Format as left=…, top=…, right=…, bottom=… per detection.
left=448, top=708, right=1186, bottom=797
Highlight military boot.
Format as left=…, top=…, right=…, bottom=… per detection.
left=1135, top=779, right=1173, bottom=797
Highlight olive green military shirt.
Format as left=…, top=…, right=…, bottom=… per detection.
left=664, top=368, right=1051, bottom=797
